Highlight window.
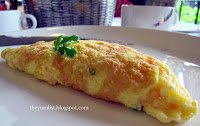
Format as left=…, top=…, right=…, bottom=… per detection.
left=177, top=0, right=200, bottom=24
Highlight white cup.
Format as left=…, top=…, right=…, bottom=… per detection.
left=0, top=10, right=37, bottom=33
left=121, top=5, right=178, bottom=30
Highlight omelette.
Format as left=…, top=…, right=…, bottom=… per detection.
left=1, top=35, right=198, bottom=123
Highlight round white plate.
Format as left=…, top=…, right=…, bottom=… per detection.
left=0, top=26, right=200, bottom=126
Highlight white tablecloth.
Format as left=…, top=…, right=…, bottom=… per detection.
left=112, top=17, right=200, bottom=37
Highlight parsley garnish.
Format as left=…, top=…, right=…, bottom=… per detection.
left=53, top=35, right=80, bottom=57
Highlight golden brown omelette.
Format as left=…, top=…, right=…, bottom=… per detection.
left=1, top=39, right=198, bottom=123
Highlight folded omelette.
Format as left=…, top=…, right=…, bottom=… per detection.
left=1, top=36, right=198, bottom=123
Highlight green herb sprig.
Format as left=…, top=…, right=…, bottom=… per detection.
left=53, top=35, right=80, bottom=58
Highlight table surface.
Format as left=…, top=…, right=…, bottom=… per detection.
left=0, top=17, right=199, bottom=37
left=112, top=18, right=200, bottom=37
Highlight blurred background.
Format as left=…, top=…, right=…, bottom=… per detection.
left=0, top=0, right=199, bottom=27
left=115, top=0, right=200, bottom=25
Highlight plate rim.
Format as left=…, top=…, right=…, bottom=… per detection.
left=1, top=25, right=200, bottom=64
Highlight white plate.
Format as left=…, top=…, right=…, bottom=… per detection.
left=0, top=26, right=200, bottom=126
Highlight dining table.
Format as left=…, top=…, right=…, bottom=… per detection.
left=0, top=21, right=200, bottom=126
left=112, top=17, right=200, bottom=37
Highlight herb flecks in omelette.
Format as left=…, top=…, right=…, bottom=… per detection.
left=53, top=35, right=80, bottom=58
left=88, top=68, right=96, bottom=75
